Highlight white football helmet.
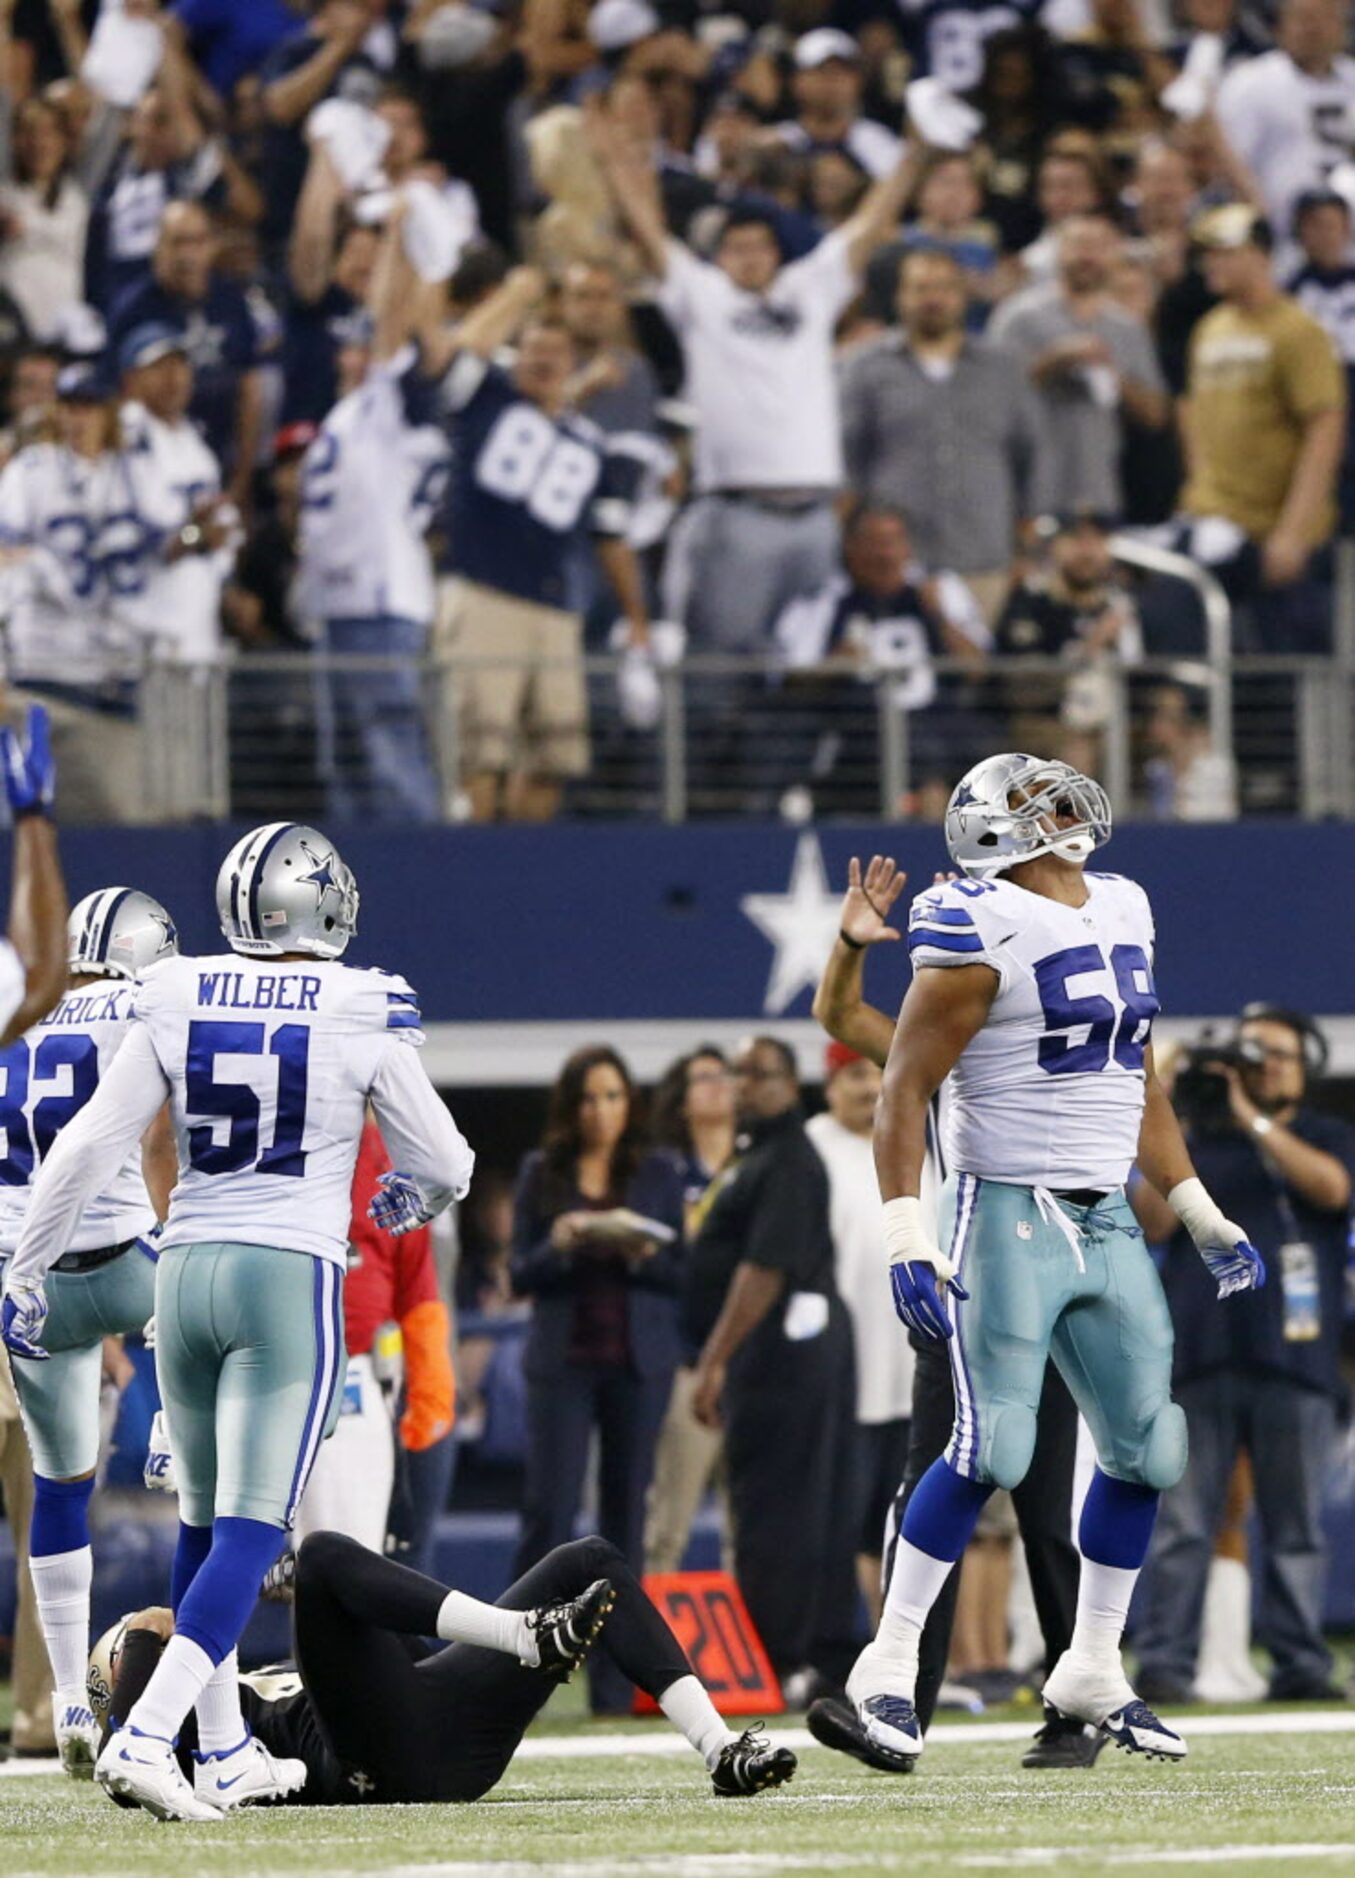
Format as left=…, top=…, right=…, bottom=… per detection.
left=68, top=889, right=178, bottom=981
left=216, top=823, right=359, bottom=960
left=945, top=753, right=1112, bottom=879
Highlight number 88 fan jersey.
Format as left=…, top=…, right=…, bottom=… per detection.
left=907, top=871, right=1160, bottom=1191
left=436, top=355, right=634, bottom=609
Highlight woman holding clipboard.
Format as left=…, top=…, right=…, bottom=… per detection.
left=511, top=1045, right=685, bottom=1712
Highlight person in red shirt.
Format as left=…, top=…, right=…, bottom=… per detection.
left=293, top=1119, right=455, bottom=1554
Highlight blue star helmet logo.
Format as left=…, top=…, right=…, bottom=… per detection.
left=150, top=909, right=177, bottom=950
left=298, top=840, right=338, bottom=905
left=953, top=783, right=977, bottom=808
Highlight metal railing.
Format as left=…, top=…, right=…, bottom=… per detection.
left=67, top=640, right=1343, bottom=825
left=30, top=536, right=1355, bottom=824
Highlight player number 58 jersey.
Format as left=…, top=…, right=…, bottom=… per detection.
left=908, top=872, right=1160, bottom=1190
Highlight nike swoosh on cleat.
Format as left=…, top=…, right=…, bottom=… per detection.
left=216, top=1770, right=250, bottom=1790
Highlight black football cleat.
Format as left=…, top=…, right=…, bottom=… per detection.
left=711, top=1726, right=797, bottom=1797
left=526, top=1577, right=616, bottom=1681
left=1021, top=1706, right=1109, bottom=1769
left=807, top=1696, right=915, bottom=1774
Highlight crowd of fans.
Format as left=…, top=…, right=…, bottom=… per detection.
left=0, top=0, right=1352, bottom=822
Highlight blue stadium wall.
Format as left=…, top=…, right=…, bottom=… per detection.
left=63, top=820, right=1352, bottom=1027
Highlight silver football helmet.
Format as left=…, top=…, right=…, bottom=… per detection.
left=68, top=888, right=179, bottom=980
left=945, top=753, right=1112, bottom=879
left=216, top=822, right=359, bottom=960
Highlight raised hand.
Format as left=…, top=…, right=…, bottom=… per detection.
left=0, top=704, right=55, bottom=820
left=840, top=854, right=907, bottom=948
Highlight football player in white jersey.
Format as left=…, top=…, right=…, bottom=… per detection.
left=0, top=888, right=178, bottom=1780
left=1, top=822, right=476, bottom=1822
left=843, top=754, right=1265, bottom=1768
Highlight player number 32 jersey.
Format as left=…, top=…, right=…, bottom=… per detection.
left=908, top=873, right=1160, bottom=1191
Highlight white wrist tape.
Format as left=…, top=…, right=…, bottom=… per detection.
left=882, top=1196, right=953, bottom=1279
left=1168, top=1176, right=1231, bottom=1247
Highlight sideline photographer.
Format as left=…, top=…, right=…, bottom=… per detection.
left=1132, top=1007, right=1355, bottom=1703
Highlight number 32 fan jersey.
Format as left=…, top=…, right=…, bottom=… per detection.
left=908, top=873, right=1160, bottom=1191
left=5, top=953, right=475, bottom=1286
left=0, top=980, right=157, bottom=1255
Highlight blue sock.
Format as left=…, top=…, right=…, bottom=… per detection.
left=171, top=1521, right=214, bottom=1612
left=1079, top=1469, right=1159, bottom=1571
left=900, top=1458, right=994, bottom=1563
left=30, top=1475, right=94, bottom=1558
left=174, top=1517, right=285, bottom=1665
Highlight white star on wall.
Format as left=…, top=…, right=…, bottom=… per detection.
left=740, top=833, right=843, bottom=1017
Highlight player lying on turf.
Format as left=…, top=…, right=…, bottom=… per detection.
left=90, top=1530, right=797, bottom=1807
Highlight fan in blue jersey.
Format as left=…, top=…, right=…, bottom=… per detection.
left=409, top=254, right=652, bottom=821
left=896, top=0, right=1048, bottom=92
left=840, top=753, right=1264, bottom=1773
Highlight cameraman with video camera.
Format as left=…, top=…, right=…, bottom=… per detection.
left=1133, top=1007, right=1355, bottom=1704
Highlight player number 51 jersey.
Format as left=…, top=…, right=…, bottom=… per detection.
left=908, top=872, right=1160, bottom=1190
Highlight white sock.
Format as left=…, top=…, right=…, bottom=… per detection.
left=195, top=1653, right=246, bottom=1755
left=659, top=1674, right=737, bottom=1770
left=126, top=1635, right=215, bottom=1743
left=436, top=1590, right=535, bottom=1665
left=1068, top=1560, right=1139, bottom=1675
left=28, top=1546, right=93, bottom=1698
left=867, top=1540, right=956, bottom=1694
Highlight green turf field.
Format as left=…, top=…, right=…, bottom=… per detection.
left=5, top=1709, right=1355, bottom=1878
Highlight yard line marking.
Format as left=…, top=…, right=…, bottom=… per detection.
left=959, top=1846, right=1355, bottom=1868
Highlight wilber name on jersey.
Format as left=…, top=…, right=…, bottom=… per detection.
left=435, top=354, right=633, bottom=609
left=907, top=871, right=1159, bottom=1191
left=0, top=979, right=156, bottom=1256
left=134, top=954, right=451, bottom=1268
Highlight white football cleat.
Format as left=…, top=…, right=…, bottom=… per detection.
left=194, top=1731, right=307, bottom=1810
left=845, top=1645, right=926, bottom=1758
left=54, top=1687, right=100, bottom=1780
left=1042, top=1654, right=1186, bottom=1761
left=95, top=1725, right=223, bottom=1821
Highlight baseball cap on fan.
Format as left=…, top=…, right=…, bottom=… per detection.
left=588, top=0, right=660, bottom=53
left=794, top=27, right=861, bottom=68
left=117, top=321, right=187, bottom=374
left=1192, top=202, right=1272, bottom=252
left=824, top=1040, right=864, bottom=1081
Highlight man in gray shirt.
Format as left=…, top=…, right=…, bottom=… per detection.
left=990, top=214, right=1170, bottom=518
left=840, top=247, right=1049, bottom=623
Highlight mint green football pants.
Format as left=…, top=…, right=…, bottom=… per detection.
left=154, top=1243, right=346, bottom=1529
left=4, top=1240, right=158, bottom=1479
left=939, top=1172, right=1187, bottom=1493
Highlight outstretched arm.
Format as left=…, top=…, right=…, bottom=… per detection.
left=0, top=707, right=67, bottom=1047
left=416, top=266, right=544, bottom=380
left=585, top=98, right=670, bottom=278
left=839, top=142, right=922, bottom=275
left=812, top=854, right=907, bottom=1068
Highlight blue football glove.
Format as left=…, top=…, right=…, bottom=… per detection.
left=1170, top=1177, right=1266, bottom=1300
left=889, top=1258, right=971, bottom=1340
left=369, top=1170, right=433, bottom=1237
left=1, top=1274, right=49, bottom=1360
left=882, top=1197, right=970, bottom=1341
left=0, top=704, right=55, bottom=820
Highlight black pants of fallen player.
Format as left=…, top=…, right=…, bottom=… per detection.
left=292, top=1531, right=697, bottom=1802
left=886, top=1343, right=1079, bottom=1731
left=111, top=1533, right=695, bottom=1805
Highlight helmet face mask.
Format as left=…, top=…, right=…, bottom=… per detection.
left=216, top=823, right=360, bottom=960
left=67, top=889, right=179, bottom=981
left=945, top=754, right=1112, bottom=878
